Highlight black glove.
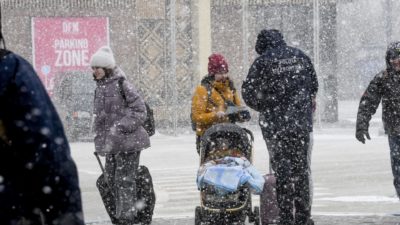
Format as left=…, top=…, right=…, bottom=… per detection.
left=355, top=129, right=370, bottom=144
left=227, top=109, right=251, bottom=123
left=238, top=109, right=251, bottom=122
left=227, top=112, right=239, bottom=123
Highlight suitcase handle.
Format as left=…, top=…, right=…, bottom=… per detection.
left=265, top=142, right=275, bottom=174
left=269, top=158, right=273, bottom=174
left=93, top=152, right=117, bottom=200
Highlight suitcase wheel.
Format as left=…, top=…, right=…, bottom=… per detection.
left=249, top=206, right=260, bottom=224
left=195, top=206, right=202, bottom=225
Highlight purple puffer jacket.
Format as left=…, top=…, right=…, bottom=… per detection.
left=93, top=67, right=150, bottom=154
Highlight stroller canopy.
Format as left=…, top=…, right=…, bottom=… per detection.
left=200, top=123, right=252, bottom=162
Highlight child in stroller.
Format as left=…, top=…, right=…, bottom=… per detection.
left=195, top=123, right=262, bottom=225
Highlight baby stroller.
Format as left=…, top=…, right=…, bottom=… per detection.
left=195, top=123, right=261, bottom=225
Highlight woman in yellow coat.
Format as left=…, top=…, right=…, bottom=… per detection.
left=191, top=53, right=242, bottom=153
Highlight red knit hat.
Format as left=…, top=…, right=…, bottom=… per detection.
left=208, top=53, right=229, bottom=75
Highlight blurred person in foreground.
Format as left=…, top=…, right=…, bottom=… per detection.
left=356, top=41, right=400, bottom=200
left=0, top=36, right=84, bottom=224
left=242, top=29, right=318, bottom=225
left=191, top=53, right=249, bottom=154
left=90, top=46, right=150, bottom=224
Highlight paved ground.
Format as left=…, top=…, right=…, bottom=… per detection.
left=72, top=101, right=400, bottom=224
left=87, top=215, right=400, bottom=225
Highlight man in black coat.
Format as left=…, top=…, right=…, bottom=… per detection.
left=242, top=29, right=318, bottom=225
left=0, top=48, right=85, bottom=224
left=356, top=41, right=400, bottom=200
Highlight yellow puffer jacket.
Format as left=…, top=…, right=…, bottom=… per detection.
left=191, top=78, right=241, bottom=136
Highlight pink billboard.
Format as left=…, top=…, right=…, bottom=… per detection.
left=32, top=17, right=109, bottom=95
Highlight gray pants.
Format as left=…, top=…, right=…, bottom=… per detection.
left=105, top=151, right=141, bottom=221
left=388, top=135, right=400, bottom=198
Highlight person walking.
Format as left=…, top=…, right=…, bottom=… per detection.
left=356, top=41, right=400, bottom=200
left=191, top=53, right=246, bottom=154
left=90, top=46, right=150, bottom=224
left=242, top=29, right=318, bottom=225
left=0, top=44, right=84, bottom=223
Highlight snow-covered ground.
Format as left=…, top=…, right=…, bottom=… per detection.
left=70, top=101, right=399, bottom=223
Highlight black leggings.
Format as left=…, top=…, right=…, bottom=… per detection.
left=264, top=132, right=312, bottom=224
left=105, top=151, right=141, bottom=221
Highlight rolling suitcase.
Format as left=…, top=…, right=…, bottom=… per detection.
left=135, top=165, right=156, bottom=225
left=95, top=153, right=156, bottom=225
left=260, top=164, right=280, bottom=224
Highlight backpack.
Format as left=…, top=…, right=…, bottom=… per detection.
left=142, top=103, right=155, bottom=136
left=117, top=78, right=155, bottom=136
left=190, top=76, right=236, bottom=131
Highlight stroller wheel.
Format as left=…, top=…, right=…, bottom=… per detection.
left=195, top=206, right=202, bottom=225
left=253, top=206, right=260, bottom=225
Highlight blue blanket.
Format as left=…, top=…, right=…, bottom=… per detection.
left=197, top=157, right=264, bottom=195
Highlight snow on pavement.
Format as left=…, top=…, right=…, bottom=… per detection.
left=70, top=124, right=399, bottom=223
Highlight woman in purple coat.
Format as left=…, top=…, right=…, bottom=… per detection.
left=90, top=46, right=150, bottom=224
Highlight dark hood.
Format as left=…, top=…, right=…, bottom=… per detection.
left=386, top=41, right=400, bottom=72
left=255, top=29, right=286, bottom=55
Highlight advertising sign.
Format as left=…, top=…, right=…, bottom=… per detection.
left=32, top=17, right=109, bottom=95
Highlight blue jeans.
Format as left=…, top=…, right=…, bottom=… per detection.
left=388, top=135, right=400, bottom=198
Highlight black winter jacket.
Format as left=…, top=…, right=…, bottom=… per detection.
left=0, top=52, right=84, bottom=224
left=356, top=70, right=400, bottom=135
left=242, top=43, right=318, bottom=138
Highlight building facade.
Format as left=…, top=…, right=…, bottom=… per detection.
left=3, top=0, right=365, bottom=133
